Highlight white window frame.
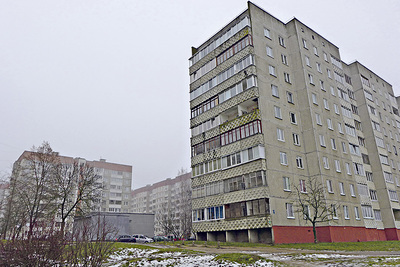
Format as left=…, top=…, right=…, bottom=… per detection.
left=277, top=128, right=285, bottom=142
left=274, top=106, right=282, bottom=119
left=271, top=84, right=279, bottom=98
left=280, top=152, right=288, bottom=165
left=283, top=177, right=291, bottom=191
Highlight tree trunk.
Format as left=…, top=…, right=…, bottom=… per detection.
left=312, top=223, right=317, bottom=243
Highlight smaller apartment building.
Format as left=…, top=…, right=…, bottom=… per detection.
left=131, top=172, right=191, bottom=236
left=14, top=151, right=133, bottom=214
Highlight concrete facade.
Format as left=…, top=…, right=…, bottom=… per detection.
left=74, top=212, right=155, bottom=239
left=189, top=2, right=400, bottom=243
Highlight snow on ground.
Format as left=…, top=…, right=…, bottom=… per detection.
left=105, top=247, right=275, bottom=266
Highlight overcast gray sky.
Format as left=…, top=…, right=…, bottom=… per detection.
left=1, top=0, right=399, bottom=189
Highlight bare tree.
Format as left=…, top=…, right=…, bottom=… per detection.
left=53, top=161, right=102, bottom=235
left=10, top=142, right=59, bottom=239
left=157, top=173, right=192, bottom=239
left=293, top=177, right=338, bottom=243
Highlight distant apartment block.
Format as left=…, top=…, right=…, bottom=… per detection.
left=131, top=172, right=191, bottom=236
left=189, top=2, right=400, bottom=243
left=14, top=151, right=132, bottom=213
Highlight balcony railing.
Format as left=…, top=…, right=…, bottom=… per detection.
left=220, top=108, right=260, bottom=133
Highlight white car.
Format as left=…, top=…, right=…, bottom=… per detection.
left=132, top=234, right=154, bottom=243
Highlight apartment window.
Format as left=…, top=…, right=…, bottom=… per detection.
left=368, top=105, right=376, bottom=115
left=280, top=152, right=288, bottom=165
left=286, top=203, right=294, bottom=218
left=384, top=172, right=394, bottom=183
left=349, top=143, right=360, bottom=156
left=311, top=93, right=318, bottom=105
left=331, top=138, right=337, bottom=150
left=287, top=91, right=294, bottom=104
left=369, top=189, right=378, bottom=201
left=364, top=90, right=373, bottom=101
left=327, top=118, right=333, bottom=130
left=281, top=54, right=288, bottom=65
left=345, top=162, right=351, bottom=175
left=355, top=206, right=360, bottom=220
left=350, top=184, right=356, bottom=197
left=308, top=74, right=314, bottom=84
left=302, top=38, right=307, bottom=48
left=330, top=86, right=336, bottom=96
left=352, top=105, right=359, bottom=115
left=277, top=128, right=285, bottom=141
left=313, top=46, right=318, bottom=56
left=293, top=133, right=300, bottom=146
left=300, top=179, right=307, bottom=193
left=339, top=182, right=345, bottom=195
left=320, top=80, right=326, bottom=91
left=283, top=177, right=291, bottom=191
left=342, top=105, right=353, bottom=118
left=343, top=205, right=349, bottom=219
left=345, top=124, right=356, bottom=137
left=338, top=122, right=343, bottom=134
left=362, top=154, right=370, bottom=165
left=366, top=171, right=373, bottom=182
left=327, top=180, right=334, bottom=193
left=358, top=137, right=365, bottom=147
left=353, top=163, right=365, bottom=176
left=361, top=205, right=374, bottom=219
left=379, top=154, right=389, bottom=165
left=303, top=205, right=310, bottom=220
left=342, top=142, right=347, bottom=153
left=284, top=72, right=291, bottom=83
left=266, top=46, right=273, bottom=57
left=331, top=205, right=338, bottom=219
left=290, top=112, right=297, bottom=124
left=322, top=156, right=329, bottom=169
left=334, top=160, right=341, bottom=172
left=323, top=52, right=328, bottom=61
left=389, top=190, right=399, bottom=201
left=323, top=98, right=329, bottom=109
left=375, top=136, right=385, bottom=148
left=271, top=84, right=279, bottom=97
left=269, top=65, right=276, bottom=76
left=316, top=62, right=322, bottom=73
left=334, top=104, right=340, bottom=114
left=319, top=134, right=326, bottom=147
left=315, top=113, right=322, bottom=125
left=264, top=28, right=271, bottom=39
left=296, top=156, right=304, bottom=169
left=305, top=56, right=311, bottom=66
left=274, top=106, right=282, bottom=119
left=374, top=210, right=382, bottom=221
left=279, top=36, right=285, bottom=47
left=327, top=69, right=332, bottom=78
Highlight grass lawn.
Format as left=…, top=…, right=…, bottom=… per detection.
left=139, top=240, right=400, bottom=252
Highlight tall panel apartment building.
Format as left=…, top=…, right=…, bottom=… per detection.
left=131, top=172, right=191, bottom=236
left=189, top=2, right=400, bottom=243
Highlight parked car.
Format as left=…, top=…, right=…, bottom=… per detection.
left=132, top=234, right=154, bottom=243
left=152, top=235, right=168, bottom=242
left=115, top=235, right=136, bottom=243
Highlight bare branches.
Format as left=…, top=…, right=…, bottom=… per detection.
left=292, top=177, right=339, bottom=243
